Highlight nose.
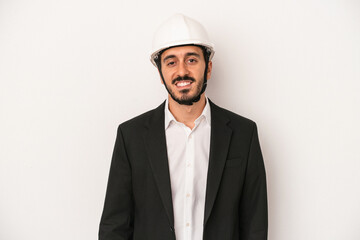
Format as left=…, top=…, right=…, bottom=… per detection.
left=177, top=61, right=190, bottom=76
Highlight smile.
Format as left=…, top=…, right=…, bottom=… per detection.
left=175, top=81, right=192, bottom=88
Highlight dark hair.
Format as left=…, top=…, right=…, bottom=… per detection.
left=154, top=44, right=211, bottom=71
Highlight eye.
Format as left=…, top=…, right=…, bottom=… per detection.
left=187, top=58, right=197, bottom=64
left=167, top=61, right=176, bottom=66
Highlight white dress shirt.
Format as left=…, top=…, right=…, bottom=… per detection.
left=164, top=97, right=211, bottom=240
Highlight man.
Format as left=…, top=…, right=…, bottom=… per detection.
left=99, top=14, right=267, bottom=240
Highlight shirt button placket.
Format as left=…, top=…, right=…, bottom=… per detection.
left=183, top=129, right=191, bottom=239
left=187, top=131, right=195, bottom=240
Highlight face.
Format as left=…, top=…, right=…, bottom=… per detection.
left=159, top=45, right=212, bottom=105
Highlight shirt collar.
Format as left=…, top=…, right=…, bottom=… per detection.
left=164, top=96, right=211, bottom=129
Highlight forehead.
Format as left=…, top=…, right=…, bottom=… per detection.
left=161, top=45, right=203, bottom=60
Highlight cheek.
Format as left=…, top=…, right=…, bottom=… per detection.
left=161, top=71, right=173, bottom=85
left=197, top=70, right=206, bottom=80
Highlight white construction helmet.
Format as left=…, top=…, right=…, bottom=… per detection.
left=150, top=14, right=215, bottom=66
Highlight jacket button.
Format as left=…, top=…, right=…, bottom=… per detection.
left=170, top=226, right=175, bottom=232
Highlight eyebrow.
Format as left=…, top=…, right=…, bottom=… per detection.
left=162, top=52, right=201, bottom=63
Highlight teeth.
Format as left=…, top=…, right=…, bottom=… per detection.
left=177, top=82, right=190, bottom=87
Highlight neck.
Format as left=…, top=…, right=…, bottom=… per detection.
left=168, top=94, right=206, bottom=129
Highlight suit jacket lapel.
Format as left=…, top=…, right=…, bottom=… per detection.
left=204, top=100, right=233, bottom=226
left=142, top=100, right=232, bottom=228
left=143, top=101, right=175, bottom=228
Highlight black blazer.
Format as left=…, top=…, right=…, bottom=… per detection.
left=99, top=100, right=267, bottom=240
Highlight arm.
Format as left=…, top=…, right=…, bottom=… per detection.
left=99, top=126, right=134, bottom=240
left=239, top=123, right=268, bottom=239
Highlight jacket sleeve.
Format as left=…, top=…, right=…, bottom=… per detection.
left=99, top=126, right=134, bottom=240
left=239, top=123, right=268, bottom=239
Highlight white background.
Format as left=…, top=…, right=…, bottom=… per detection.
left=1, top=0, right=359, bottom=239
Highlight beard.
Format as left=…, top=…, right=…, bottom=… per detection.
left=163, top=75, right=204, bottom=106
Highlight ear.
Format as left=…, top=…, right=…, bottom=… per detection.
left=206, top=61, right=212, bottom=80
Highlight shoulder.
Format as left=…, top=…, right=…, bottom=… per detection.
left=118, top=101, right=165, bottom=134
left=209, top=100, right=261, bottom=155
left=209, top=99, right=257, bottom=130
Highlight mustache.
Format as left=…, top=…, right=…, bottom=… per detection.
left=172, top=75, right=195, bottom=84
